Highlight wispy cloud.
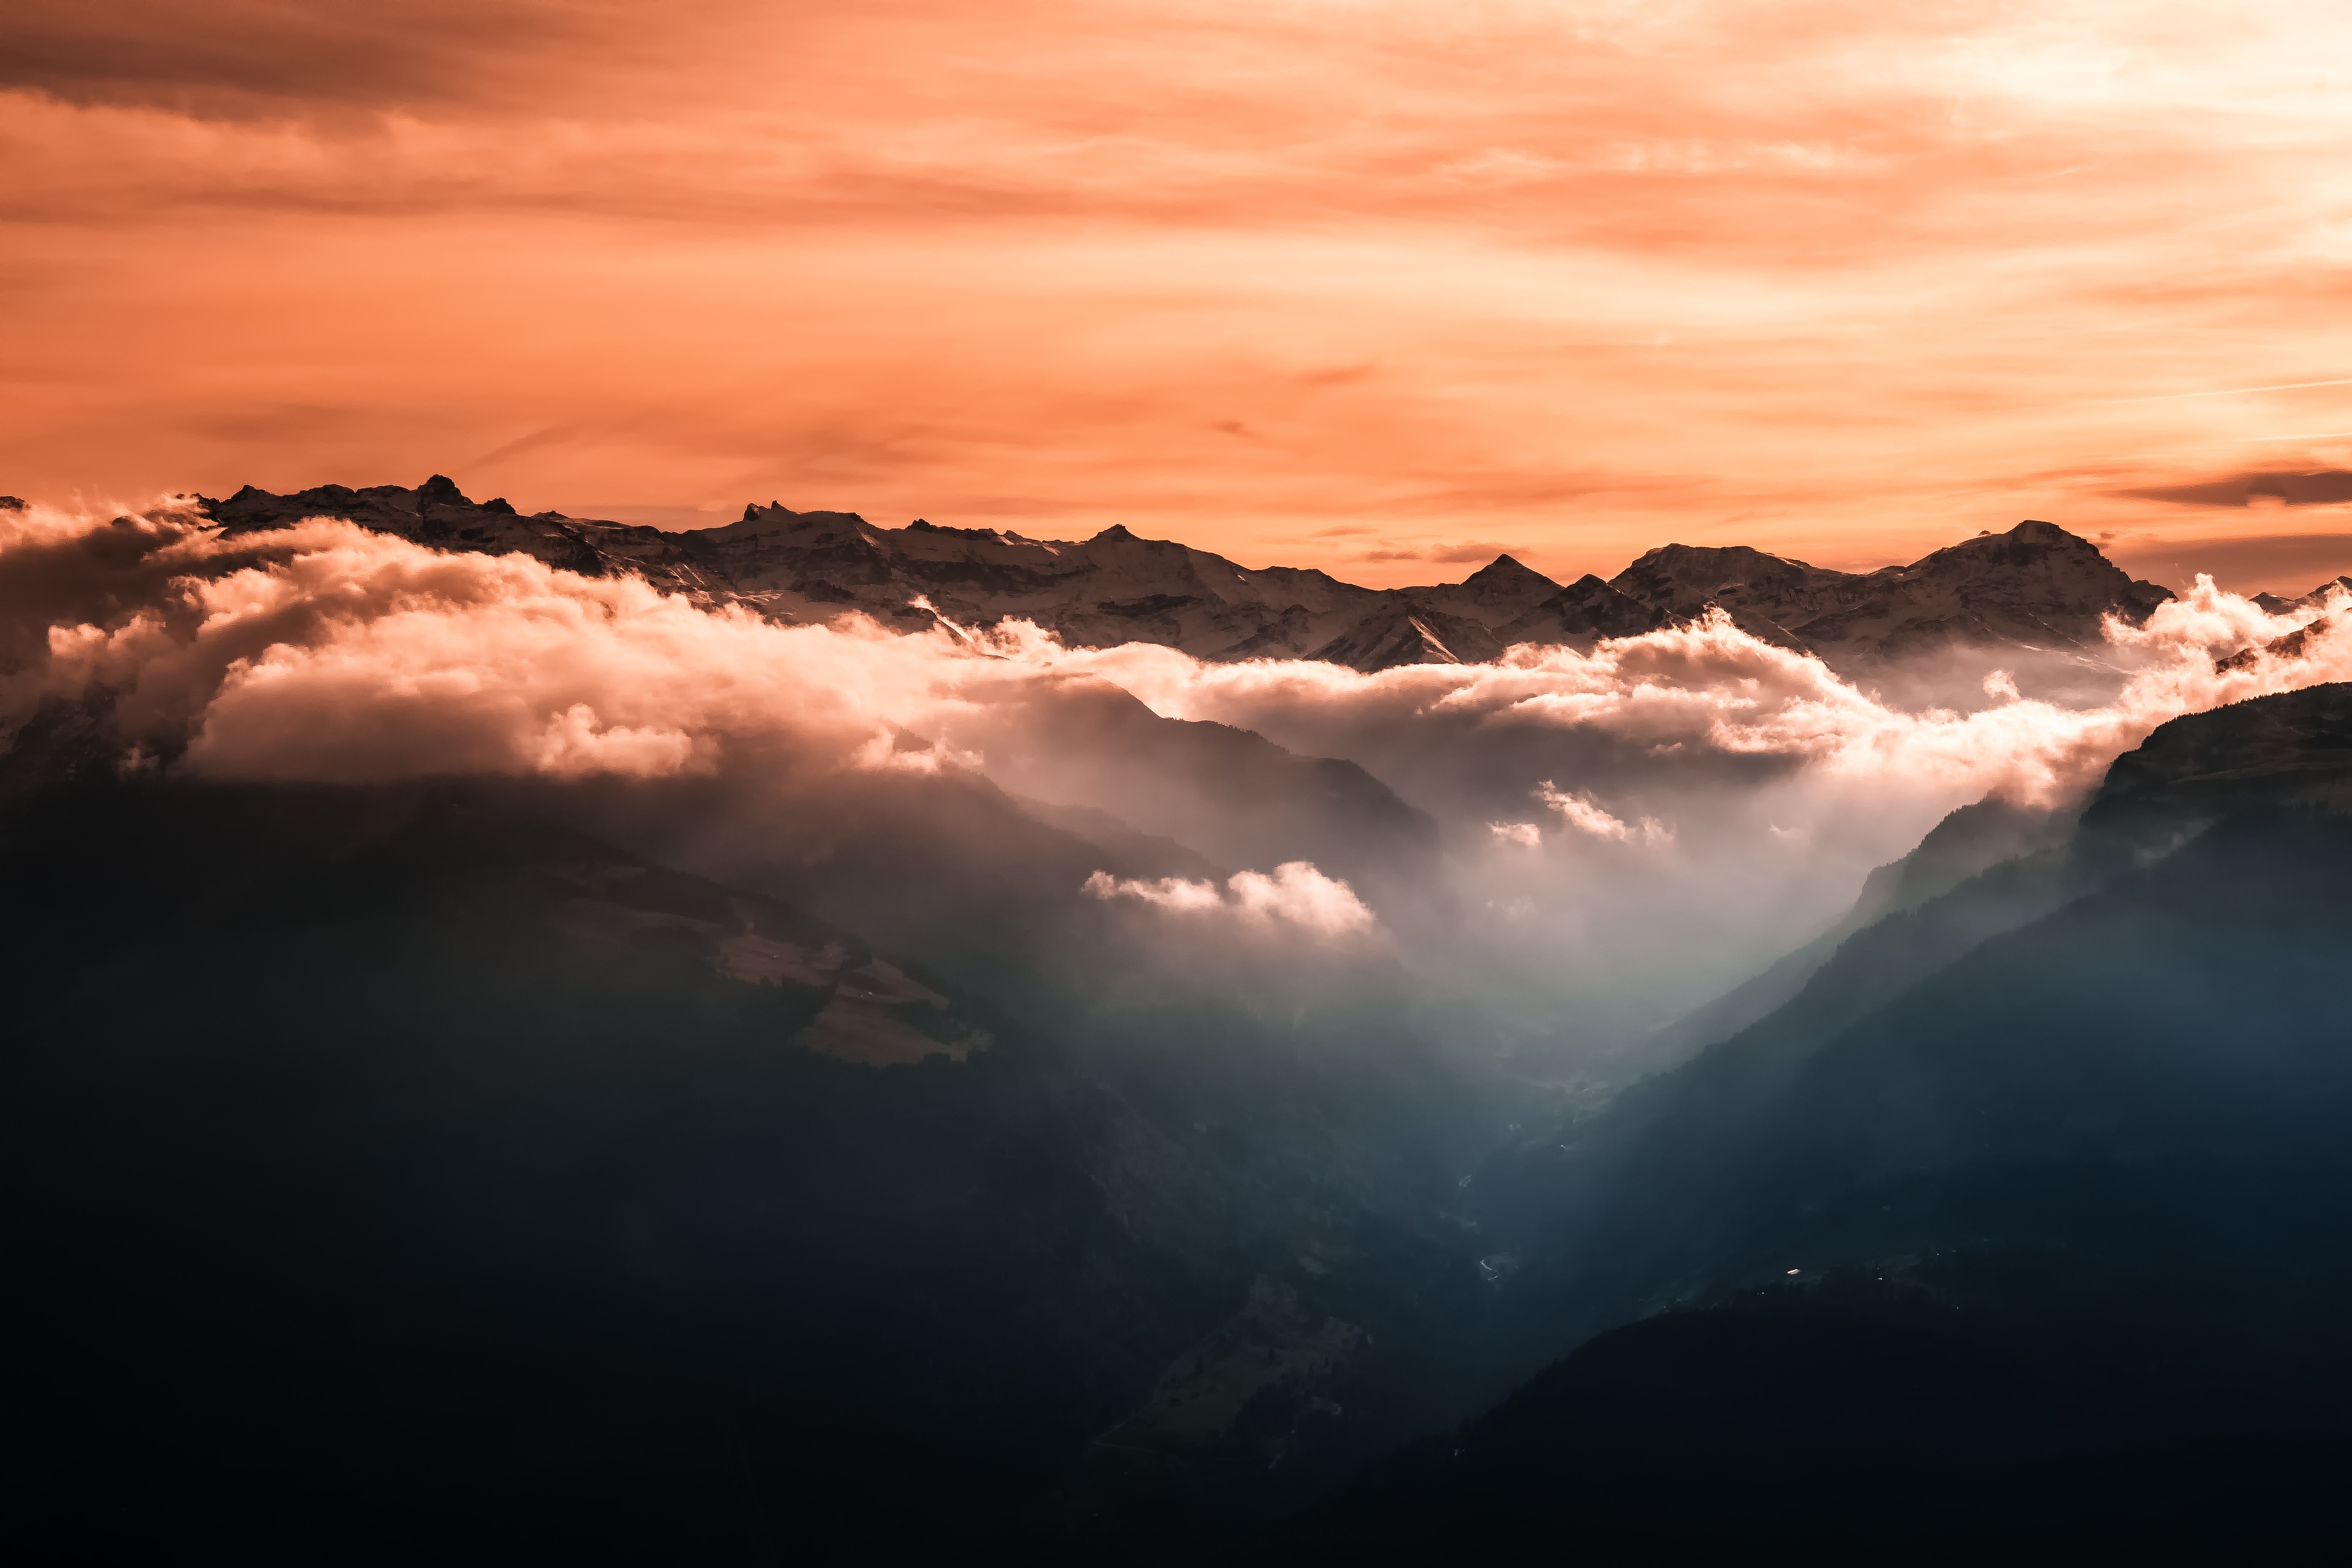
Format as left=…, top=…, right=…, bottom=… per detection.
left=1358, top=541, right=1517, bottom=564
left=1533, top=782, right=1669, bottom=846
left=2123, top=470, right=2352, bottom=508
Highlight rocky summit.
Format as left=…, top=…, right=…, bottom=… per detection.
left=203, top=480, right=2176, bottom=674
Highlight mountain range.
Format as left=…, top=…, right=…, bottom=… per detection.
left=203, top=477, right=2180, bottom=673
left=12, top=476, right=2352, bottom=1560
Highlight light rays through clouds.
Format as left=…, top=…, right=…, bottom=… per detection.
left=4, top=2, right=2352, bottom=584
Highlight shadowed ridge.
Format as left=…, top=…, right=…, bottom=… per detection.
left=1308, top=605, right=1503, bottom=671
left=1495, top=572, right=1668, bottom=650
left=1379, top=554, right=1563, bottom=649
left=1601, top=519, right=2174, bottom=667
left=1469, top=681, right=2352, bottom=1424
left=1459, top=552, right=1548, bottom=587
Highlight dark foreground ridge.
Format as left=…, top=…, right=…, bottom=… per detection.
left=1288, top=1297, right=2352, bottom=1563
left=199, top=477, right=2177, bottom=673
left=0, top=768, right=1486, bottom=1561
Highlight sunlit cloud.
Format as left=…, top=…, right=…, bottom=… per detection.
left=11, top=497, right=2352, bottom=1038
left=1085, top=862, right=1377, bottom=938
left=1533, top=782, right=1669, bottom=846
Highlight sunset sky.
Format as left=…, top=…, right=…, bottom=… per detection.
left=7, top=1, right=2351, bottom=589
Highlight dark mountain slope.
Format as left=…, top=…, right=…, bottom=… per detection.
left=1569, top=807, right=2352, bottom=1373
left=1641, top=790, right=2084, bottom=1062
left=1608, top=541, right=1852, bottom=639
left=1290, top=1297, right=2350, bottom=1564
left=1493, top=572, right=1668, bottom=649
left=0, top=773, right=1507, bottom=1560
left=1393, top=553, right=1562, bottom=629
left=935, top=675, right=1441, bottom=915
left=0, top=780, right=1228, bottom=1560
left=1307, top=603, right=1505, bottom=672
left=1472, top=810, right=2095, bottom=1293
left=1301, top=688, right=2352, bottom=1560
left=1483, top=688, right=2352, bottom=1370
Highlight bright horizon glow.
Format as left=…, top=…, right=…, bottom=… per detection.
left=5, top=0, right=2352, bottom=592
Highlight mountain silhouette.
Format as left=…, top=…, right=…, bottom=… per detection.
left=201, top=481, right=2172, bottom=673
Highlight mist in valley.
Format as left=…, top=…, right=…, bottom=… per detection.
left=13, top=494, right=2343, bottom=1065
left=9, top=492, right=2352, bottom=1558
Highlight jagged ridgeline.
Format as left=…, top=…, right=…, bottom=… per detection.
left=203, top=477, right=2176, bottom=672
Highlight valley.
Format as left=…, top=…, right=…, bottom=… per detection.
left=5, top=486, right=2350, bottom=1559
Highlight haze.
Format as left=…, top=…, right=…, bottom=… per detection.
left=7, top=1, right=2352, bottom=589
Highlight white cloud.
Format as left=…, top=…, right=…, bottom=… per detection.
left=15, top=500, right=2352, bottom=1057
left=1081, top=869, right=1226, bottom=913
left=1085, top=861, right=1376, bottom=936
left=1533, top=780, right=1668, bottom=844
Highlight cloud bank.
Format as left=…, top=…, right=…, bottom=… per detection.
left=8, top=498, right=2351, bottom=1054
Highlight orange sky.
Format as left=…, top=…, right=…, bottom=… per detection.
left=6, top=1, right=2352, bottom=590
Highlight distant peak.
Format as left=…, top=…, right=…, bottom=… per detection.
left=1090, top=524, right=1138, bottom=542
left=1939, top=520, right=2097, bottom=556
left=416, top=474, right=471, bottom=507
left=1632, top=542, right=1785, bottom=565
left=2002, top=520, right=2104, bottom=552
left=1462, top=553, right=1557, bottom=589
